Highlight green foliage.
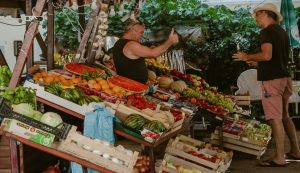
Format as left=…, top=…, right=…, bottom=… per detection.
left=108, top=1, right=259, bottom=93
left=42, top=7, right=91, bottom=51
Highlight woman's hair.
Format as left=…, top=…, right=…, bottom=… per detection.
left=124, top=19, right=144, bottom=33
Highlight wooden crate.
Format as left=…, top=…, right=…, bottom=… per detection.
left=165, top=139, right=221, bottom=171
left=158, top=154, right=215, bottom=173
left=232, top=95, right=250, bottom=105
left=57, top=126, right=139, bottom=173
left=211, top=131, right=267, bottom=159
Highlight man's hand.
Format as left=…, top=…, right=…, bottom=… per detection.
left=168, top=28, right=179, bottom=45
left=232, top=52, right=248, bottom=61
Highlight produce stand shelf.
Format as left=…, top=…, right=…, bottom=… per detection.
left=33, top=86, right=193, bottom=173
left=0, top=130, right=115, bottom=173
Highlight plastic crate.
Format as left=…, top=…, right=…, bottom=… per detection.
left=0, top=97, right=72, bottom=139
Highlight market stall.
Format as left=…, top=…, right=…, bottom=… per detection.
left=0, top=0, right=275, bottom=173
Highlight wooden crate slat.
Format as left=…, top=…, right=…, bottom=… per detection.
left=165, top=146, right=219, bottom=170
left=160, top=154, right=216, bottom=173
left=210, top=139, right=266, bottom=157
left=211, top=133, right=266, bottom=150
left=58, top=127, right=138, bottom=173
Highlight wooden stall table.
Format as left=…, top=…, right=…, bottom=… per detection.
left=36, top=95, right=192, bottom=173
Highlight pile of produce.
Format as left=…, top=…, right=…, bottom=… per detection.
left=127, top=94, right=156, bottom=110
left=242, top=120, right=272, bottom=144
left=133, top=155, right=151, bottom=173
left=1, top=86, right=36, bottom=107
left=222, top=117, right=271, bottom=144
left=12, top=103, right=63, bottom=127
left=45, top=82, right=101, bottom=105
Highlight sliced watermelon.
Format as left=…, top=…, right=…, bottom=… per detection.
left=107, top=75, right=148, bottom=93
left=65, top=63, right=104, bottom=75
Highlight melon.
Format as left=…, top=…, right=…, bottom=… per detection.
left=148, top=70, right=157, bottom=81
left=170, top=80, right=188, bottom=93
left=158, top=76, right=174, bottom=89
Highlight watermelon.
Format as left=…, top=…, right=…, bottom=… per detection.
left=124, top=114, right=146, bottom=130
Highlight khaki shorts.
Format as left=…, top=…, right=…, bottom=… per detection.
left=261, top=77, right=292, bottom=120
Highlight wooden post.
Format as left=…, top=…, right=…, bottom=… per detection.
left=47, top=0, right=55, bottom=70
left=72, top=7, right=100, bottom=63
left=36, top=32, right=47, bottom=59
left=0, top=48, right=8, bottom=66
left=26, top=0, right=34, bottom=71
left=6, top=2, right=47, bottom=172
left=78, top=0, right=85, bottom=37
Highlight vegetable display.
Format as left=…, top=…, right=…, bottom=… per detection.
left=1, top=86, right=36, bottom=107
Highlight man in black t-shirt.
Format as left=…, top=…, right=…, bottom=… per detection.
left=233, top=3, right=300, bottom=167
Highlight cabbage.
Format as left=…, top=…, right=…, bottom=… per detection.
left=12, top=103, right=34, bottom=118
left=41, top=112, right=63, bottom=127
left=32, top=111, right=43, bottom=121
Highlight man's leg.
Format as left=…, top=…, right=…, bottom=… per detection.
left=283, top=117, right=300, bottom=157
left=282, top=78, right=300, bottom=158
left=269, top=119, right=286, bottom=164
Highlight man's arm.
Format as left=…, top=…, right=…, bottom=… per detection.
left=124, top=29, right=179, bottom=59
left=232, top=43, right=272, bottom=62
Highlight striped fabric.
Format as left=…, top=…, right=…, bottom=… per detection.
left=280, top=0, right=300, bottom=48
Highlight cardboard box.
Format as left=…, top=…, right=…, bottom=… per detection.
left=0, top=118, right=55, bottom=147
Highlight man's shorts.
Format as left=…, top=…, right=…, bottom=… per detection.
left=261, top=77, right=292, bottom=120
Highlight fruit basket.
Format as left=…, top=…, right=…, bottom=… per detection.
left=64, top=63, right=104, bottom=76
left=0, top=97, right=72, bottom=139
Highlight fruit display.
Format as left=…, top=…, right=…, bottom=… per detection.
left=183, top=88, right=234, bottom=113
left=0, top=65, right=12, bottom=89
left=33, top=70, right=82, bottom=87
left=64, top=63, right=104, bottom=76
left=152, top=91, right=170, bottom=101
left=242, top=120, right=272, bottom=144
left=107, top=75, right=148, bottom=93
left=80, top=78, right=128, bottom=98
left=222, top=118, right=247, bottom=136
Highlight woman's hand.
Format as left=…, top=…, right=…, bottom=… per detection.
left=232, top=52, right=248, bottom=61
